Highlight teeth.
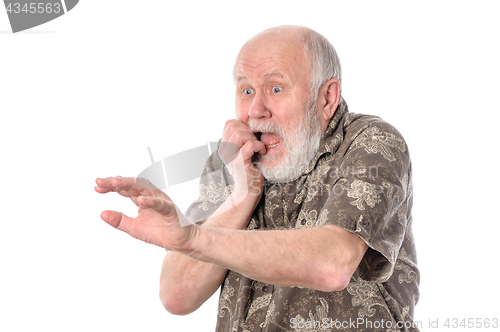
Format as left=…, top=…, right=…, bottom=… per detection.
left=266, top=143, right=279, bottom=149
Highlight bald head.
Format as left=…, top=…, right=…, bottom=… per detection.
left=242, top=25, right=311, bottom=50
left=235, top=25, right=342, bottom=96
left=236, top=26, right=311, bottom=87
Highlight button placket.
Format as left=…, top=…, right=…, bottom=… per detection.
left=355, top=215, right=372, bottom=239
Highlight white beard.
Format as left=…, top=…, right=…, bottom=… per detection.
left=248, top=99, right=324, bottom=183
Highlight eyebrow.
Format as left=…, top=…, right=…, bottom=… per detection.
left=236, top=71, right=285, bottom=82
left=264, top=71, right=284, bottom=79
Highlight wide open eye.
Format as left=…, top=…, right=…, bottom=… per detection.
left=272, top=86, right=282, bottom=93
left=243, top=88, right=254, bottom=95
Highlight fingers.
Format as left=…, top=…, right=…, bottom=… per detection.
left=137, top=196, right=177, bottom=218
left=95, top=176, right=123, bottom=193
left=101, top=202, right=172, bottom=232
left=222, top=119, right=248, bottom=142
left=239, top=139, right=266, bottom=162
left=222, top=120, right=260, bottom=146
left=228, top=131, right=266, bottom=154
left=220, top=120, right=266, bottom=164
left=95, top=176, right=140, bottom=192
left=95, top=177, right=167, bottom=198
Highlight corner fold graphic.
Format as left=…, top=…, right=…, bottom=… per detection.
left=64, top=0, right=77, bottom=11
left=3, top=0, right=79, bottom=33
left=136, top=143, right=240, bottom=190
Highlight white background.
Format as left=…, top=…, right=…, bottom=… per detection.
left=1, top=1, right=499, bottom=331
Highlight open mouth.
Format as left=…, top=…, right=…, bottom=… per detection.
left=265, top=142, right=279, bottom=149
left=255, top=132, right=281, bottom=151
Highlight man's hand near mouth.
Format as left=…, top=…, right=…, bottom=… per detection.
left=220, top=119, right=267, bottom=200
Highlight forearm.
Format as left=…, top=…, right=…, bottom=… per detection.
left=160, top=251, right=227, bottom=315
left=187, top=225, right=366, bottom=292
left=159, top=193, right=258, bottom=314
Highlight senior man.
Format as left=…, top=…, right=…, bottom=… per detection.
left=96, top=26, right=419, bottom=332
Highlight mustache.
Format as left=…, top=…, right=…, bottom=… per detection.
left=247, top=119, right=285, bottom=139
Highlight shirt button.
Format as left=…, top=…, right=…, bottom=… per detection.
left=262, top=286, right=268, bottom=292
left=300, top=220, right=306, bottom=225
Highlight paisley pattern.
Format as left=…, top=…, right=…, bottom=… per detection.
left=185, top=103, right=420, bottom=332
left=290, top=298, right=332, bottom=332
left=347, top=179, right=383, bottom=210
left=218, top=283, right=235, bottom=319
left=195, top=180, right=233, bottom=211
left=349, top=126, right=407, bottom=162
left=347, top=276, right=388, bottom=318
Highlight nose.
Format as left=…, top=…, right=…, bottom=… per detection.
left=248, top=92, right=271, bottom=120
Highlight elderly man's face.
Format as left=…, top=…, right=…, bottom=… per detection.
left=234, top=36, right=323, bottom=182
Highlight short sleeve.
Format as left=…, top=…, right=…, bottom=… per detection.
left=322, top=121, right=412, bottom=283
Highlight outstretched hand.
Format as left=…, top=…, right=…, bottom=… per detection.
left=95, top=176, right=197, bottom=252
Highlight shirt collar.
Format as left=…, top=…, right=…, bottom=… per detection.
left=301, top=95, right=349, bottom=175
left=264, top=96, right=349, bottom=185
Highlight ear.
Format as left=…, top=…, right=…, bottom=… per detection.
left=319, top=78, right=340, bottom=123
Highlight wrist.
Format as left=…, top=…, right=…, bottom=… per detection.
left=230, top=190, right=262, bottom=215
left=176, top=223, right=203, bottom=256
left=182, top=224, right=211, bottom=262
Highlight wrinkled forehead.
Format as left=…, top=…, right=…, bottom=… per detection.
left=234, top=39, right=310, bottom=84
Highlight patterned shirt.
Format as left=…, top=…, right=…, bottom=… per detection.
left=185, top=100, right=420, bottom=332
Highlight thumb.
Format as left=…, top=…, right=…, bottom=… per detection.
left=101, top=210, right=129, bottom=229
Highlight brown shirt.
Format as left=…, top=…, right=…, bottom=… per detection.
left=185, top=101, right=420, bottom=332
